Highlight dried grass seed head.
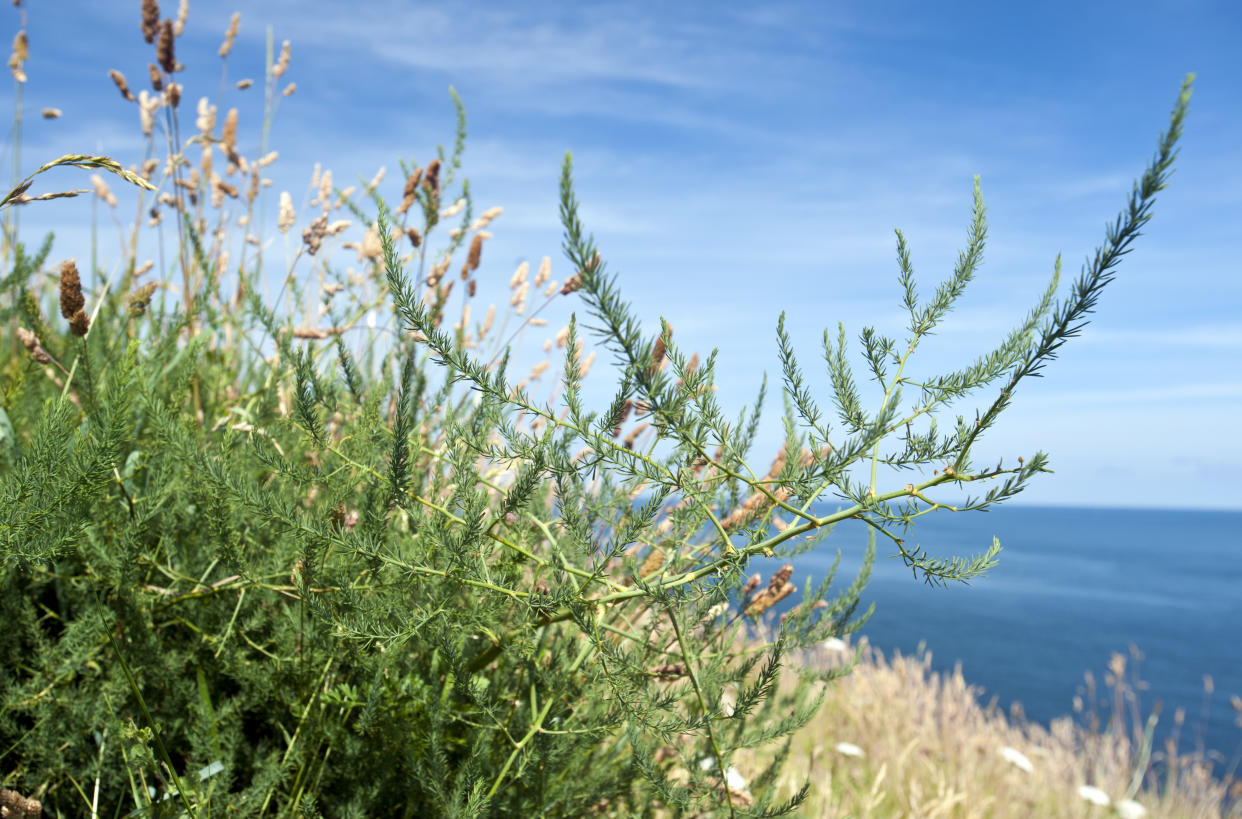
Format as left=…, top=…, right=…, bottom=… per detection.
left=422, top=158, right=441, bottom=195
left=59, top=259, right=85, bottom=319
left=397, top=168, right=422, bottom=214
left=7, top=31, right=26, bottom=83
left=109, top=68, right=135, bottom=101
left=172, top=0, right=188, bottom=36
left=219, top=11, right=239, bottom=57
left=272, top=39, right=291, bottom=78
left=41, top=107, right=61, bottom=119
left=157, top=19, right=176, bottom=74
left=277, top=191, right=295, bottom=233
left=90, top=174, right=117, bottom=207
left=141, top=0, right=161, bottom=43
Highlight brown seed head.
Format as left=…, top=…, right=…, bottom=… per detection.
left=165, top=81, right=181, bottom=108
left=59, top=260, right=85, bottom=319
left=560, top=274, right=581, bottom=295
left=221, top=107, right=239, bottom=160
left=0, top=787, right=42, bottom=818
left=147, top=62, right=162, bottom=91
left=128, top=282, right=158, bottom=316
left=235, top=78, right=253, bottom=89
left=406, top=226, right=421, bottom=248
left=69, top=309, right=91, bottom=337
left=465, top=233, right=484, bottom=272
left=141, top=0, right=161, bottom=43
left=422, top=158, right=441, bottom=195
left=109, top=69, right=135, bottom=101
left=157, top=19, right=176, bottom=73
left=649, top=662, right=686, bottom=680
left=396, top=168, right=422, bottom=214
left=41, top=107, right=62, bottom=119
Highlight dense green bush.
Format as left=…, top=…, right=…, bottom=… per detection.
left=0, top=8, right=1193, bottom=817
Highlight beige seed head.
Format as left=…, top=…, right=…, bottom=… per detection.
left=221, top=108, right=238, bottom=158
left=639, top=549, right=666, bottom=579
left=509, top=260, right=529, bottom=288
left=235, top=78, right=253, bottom=89
left=41, top=107, right=62, bottom=119
left=366, top=165, right=386, bottom=191
left=272, top=39, right=291, bottom=78
left=534, top=256, right=551, bottom=286
left=11, top=29, right=27, bottom=62
left=195, top=96, right=216, bottom=134
left=358, top=224, right=382, bottom=261
left=317, top=169, right=332, bottom=209
left=219, top=12, right=240, bottom=57
left=172, top=0, right=188, bottom=36
left=560, top=274, right=581, bottom=295
left=439, top=198, right=465, bottom=219
left=90, top=174, right=117, bottom=207
left=510, top=280, right=529, bottom=313
left=281, top=82, right=296, bottom=97
left=137, top=90, right=158, bottom=135
left=277, top=191, right=295, bottom=233
left=7, top=30, right=27, bottom=83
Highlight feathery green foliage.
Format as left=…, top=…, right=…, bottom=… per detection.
left=0, top=9, right=1195, bottom=817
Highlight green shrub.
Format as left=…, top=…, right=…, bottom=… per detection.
left=0, top=9, right=1193, bottom=817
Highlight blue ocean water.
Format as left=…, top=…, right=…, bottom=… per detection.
left=754, top=504, right=1242, bottom=769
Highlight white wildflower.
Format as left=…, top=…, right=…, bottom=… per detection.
left=998, top=746, right=1033, bottom=773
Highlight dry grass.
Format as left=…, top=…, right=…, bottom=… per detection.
left=732, top=633, right=1242, bottom=818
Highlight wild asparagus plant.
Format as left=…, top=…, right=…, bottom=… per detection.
left=0, top=4, right=1193, bottom=815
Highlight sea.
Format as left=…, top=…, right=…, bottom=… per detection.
left=749, top=504, right=1242, bottom=771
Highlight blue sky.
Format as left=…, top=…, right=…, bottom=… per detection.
left=5, top=0, right=1241, bottom=510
